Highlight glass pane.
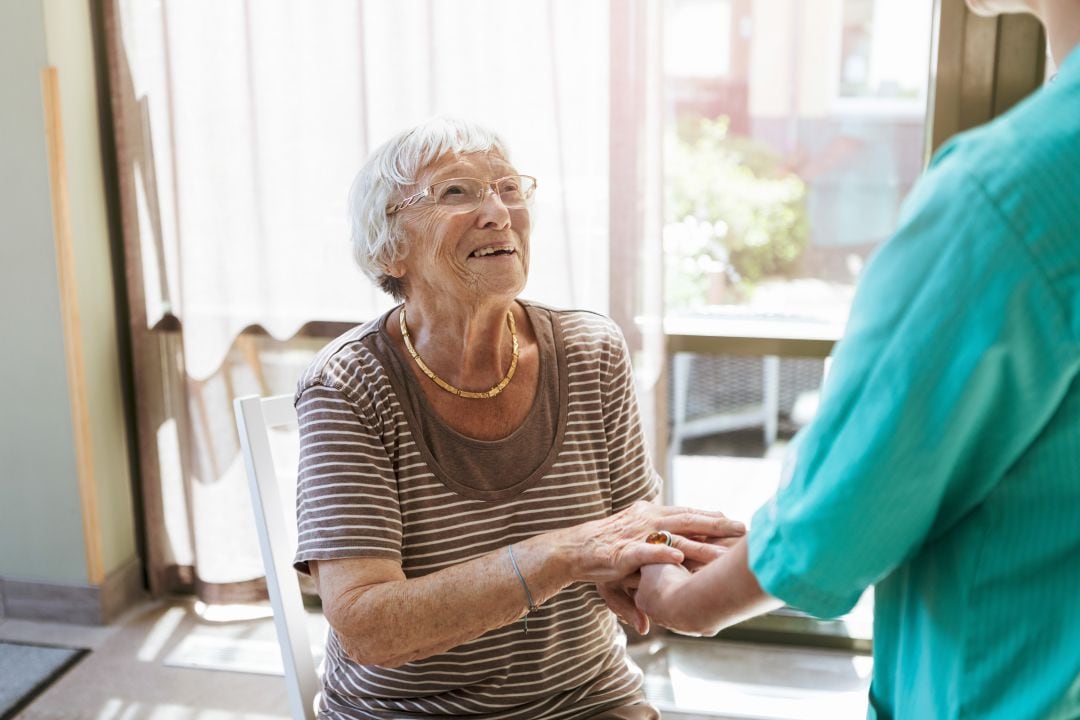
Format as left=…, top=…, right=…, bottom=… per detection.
left=663, top=0, right=934, bottom=326
left=663, top=0, right=936, bottom=645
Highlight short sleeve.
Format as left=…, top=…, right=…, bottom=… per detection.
left=601, top=321, right=662, bottom=511
left=748, top=164, right=1076, bottom=618
left=293, top=382, right=403, bottom=573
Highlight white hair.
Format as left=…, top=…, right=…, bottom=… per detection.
left=348, top=117, right=512, bottom=299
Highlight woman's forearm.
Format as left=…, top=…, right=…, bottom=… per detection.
left=316, top=501, right=743, bottom=667
left=315, top=529, right=583, bottom=668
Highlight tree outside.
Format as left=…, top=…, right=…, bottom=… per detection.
left=664, top=117, right=809, bottom=312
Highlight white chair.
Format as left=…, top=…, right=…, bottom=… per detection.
left=234, top=394, right=320, bottom=720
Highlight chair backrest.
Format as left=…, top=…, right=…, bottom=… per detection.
left=234, top=394, right=319, bottom=720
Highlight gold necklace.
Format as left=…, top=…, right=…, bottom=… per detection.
left=399, top=306, right=519, bottom=399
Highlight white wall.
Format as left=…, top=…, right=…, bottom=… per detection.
left=0, top=0, right=136, bottom=589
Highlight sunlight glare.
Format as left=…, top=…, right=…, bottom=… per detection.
left=95, top=698, right=124, bottom=720
left=136, top=606, right=187, bottom=662
left=194, top=600, right=275, bottom=623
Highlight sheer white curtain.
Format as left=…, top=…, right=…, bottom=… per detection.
left=116, top=0, right=610, bottom=379
left=107, top=0, right=618, bottom=594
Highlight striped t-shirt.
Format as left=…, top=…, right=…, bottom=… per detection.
left=293, top=301, right=661, bottom=719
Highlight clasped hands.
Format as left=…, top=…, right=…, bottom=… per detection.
left=575, top=500, right=743, bottom=636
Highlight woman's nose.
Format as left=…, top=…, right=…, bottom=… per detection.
left=476, top=187, right=512, bottom=228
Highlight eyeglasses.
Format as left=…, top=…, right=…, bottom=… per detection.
left=386, top=175, right=537, bottom=216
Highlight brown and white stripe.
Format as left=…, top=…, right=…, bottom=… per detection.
left=294, top=303, right=660, bottom=719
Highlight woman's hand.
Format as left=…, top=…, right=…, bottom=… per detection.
left=595, top=529, right=734, bottom=631
left=680, top=534, right=740, bottom=572
left=563, top=500, right=745, bottom=585
left=597, top=576, right=649, bottom=635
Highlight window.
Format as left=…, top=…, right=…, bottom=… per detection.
left=661, top=0, right=937, bottom=645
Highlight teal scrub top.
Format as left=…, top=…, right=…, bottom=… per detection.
left=748, top=47, right=1080, bottom=719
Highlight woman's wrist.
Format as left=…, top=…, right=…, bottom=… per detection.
left=555, top=522, right=599, bottom=582
left=517, top=528, right=582, bottom=599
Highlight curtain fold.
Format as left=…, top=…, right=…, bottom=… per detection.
left=103, top=0, right=617, bottom=598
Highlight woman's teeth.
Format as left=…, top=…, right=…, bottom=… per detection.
left=471, top=247, right=514, bottom=258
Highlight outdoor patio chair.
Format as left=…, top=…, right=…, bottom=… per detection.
left=669, top=353, right=781, bottom=455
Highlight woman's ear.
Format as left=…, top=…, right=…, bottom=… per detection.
left=384, top=260, right=406, bottom=279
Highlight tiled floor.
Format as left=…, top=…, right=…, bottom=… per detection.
left=1, top=597, right=869, bottom=720
left=1, top=599, right=293, bottom=720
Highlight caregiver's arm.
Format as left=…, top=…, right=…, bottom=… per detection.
left=634, top=538, right=782, bottom=636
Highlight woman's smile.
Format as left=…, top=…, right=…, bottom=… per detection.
left=468, top=245, right=517, bottom=259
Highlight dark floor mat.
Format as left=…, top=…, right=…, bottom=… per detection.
left=0, top=641, right=87, bottom=719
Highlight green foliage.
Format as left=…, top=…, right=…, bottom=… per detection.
left=665, top=117, right=809, bottom=309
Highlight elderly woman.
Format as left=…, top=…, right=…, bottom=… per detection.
left=294, top=117, right=743, bottom=720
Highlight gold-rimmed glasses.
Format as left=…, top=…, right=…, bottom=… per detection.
left=386, top=175, right=537, bottom=216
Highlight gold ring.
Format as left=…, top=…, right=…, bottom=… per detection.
left=645, top=530, right=673, bottom=547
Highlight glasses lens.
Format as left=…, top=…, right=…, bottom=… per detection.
left=496, top=176, right=536, bottom=208
left=431, top=178, right=485, bottom=207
